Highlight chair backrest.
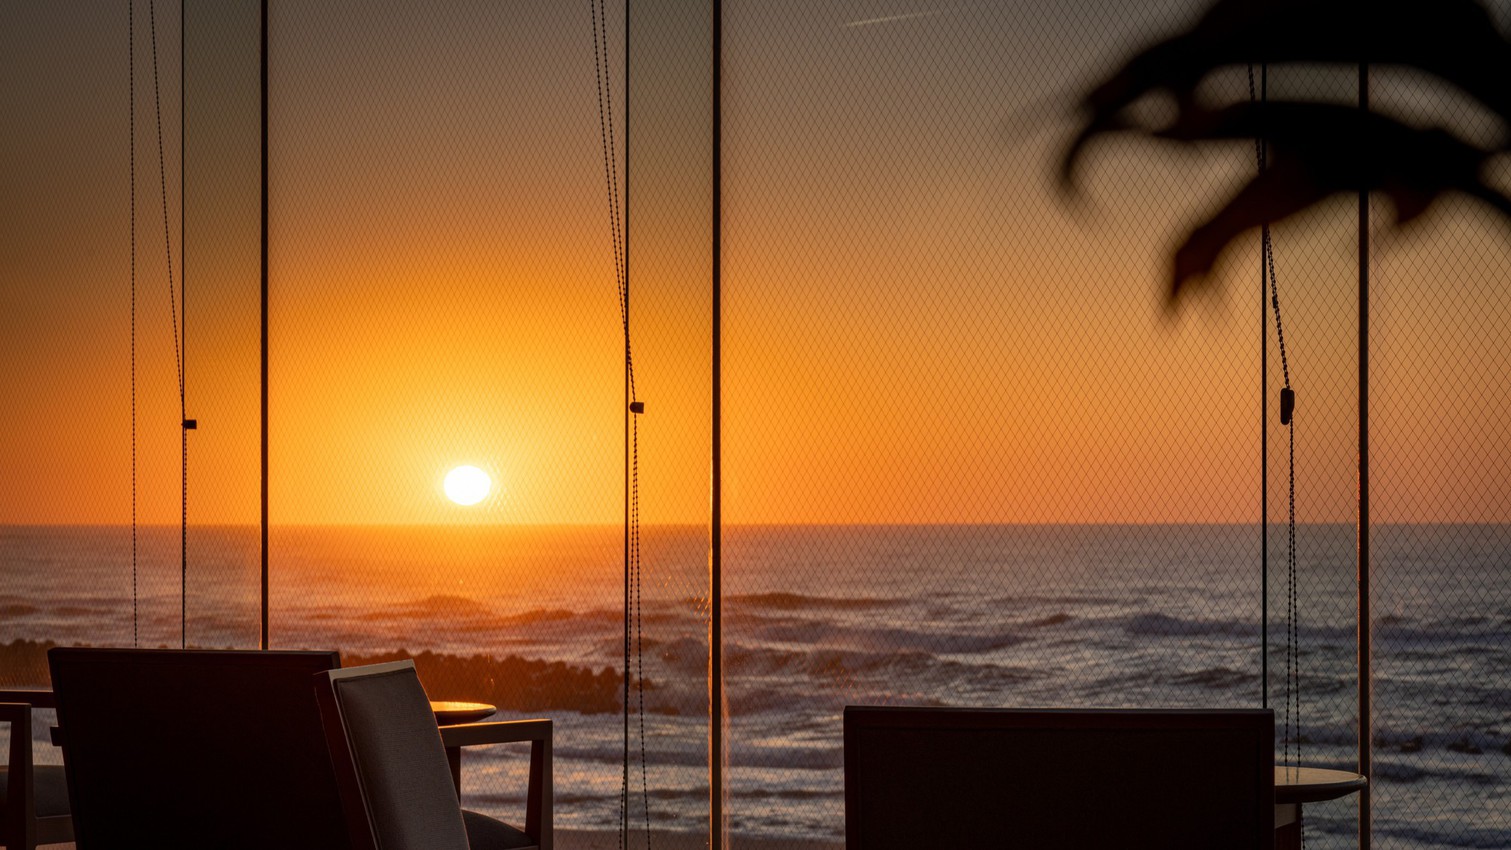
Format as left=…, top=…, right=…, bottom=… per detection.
left=48, top=647, right=350, bottom=850
left=844, top=706, right=1274, bottom=850
left=314, top=661, right=471, bottom=850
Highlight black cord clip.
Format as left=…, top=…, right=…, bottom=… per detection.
left=183, top=419, right=197, bottom=430
left=629, top=402, right=644, bottom=415
left=1279, top=388, right=1294, bottom=426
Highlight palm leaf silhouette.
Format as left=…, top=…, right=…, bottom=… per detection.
left=1160, top=102, right=1511, bottom=295
left=1061, top=0, right=1511, bottom=302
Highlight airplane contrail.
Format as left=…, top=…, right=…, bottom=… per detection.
left=843, top=8, right=956, bottom=28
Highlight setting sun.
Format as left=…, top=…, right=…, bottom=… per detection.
left=443, top=465, right=492, bottom=506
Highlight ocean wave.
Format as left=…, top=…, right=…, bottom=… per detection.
left=359, top=594, right=496, bottom=622
left=1168, top=666, right=1259, bottom=689
left=1375, top=826, right=1511, bottom=850
left=1370, top=730, right=1511, bottom=759
left=1373, top=619, right=1511, bottom=646
left=725, top=592, right=902, bottom=611
left=1113, top=612, right=1383, bottom=645
left=728, top=686, right=850, bottom=715
left=1120, top=612, right=1253, bottom=637
left=991, top=594, right=1124, bottom=607
left=500, top=607, right=579, bottom=625
left=730, top=787, right=842, bottom=800
left=749, top=620, right=1022, bottom=654
left=647, top=636, right=709, bottom=674
left=721, top=641, right=1043, bottom=689
left=728, top=643, right=920, bottom=677
left=730, top=746, right=843, bottom=771
left=554, top=746, right=710, bottom=768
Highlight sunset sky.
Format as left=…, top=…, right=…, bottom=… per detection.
left=5, top=0, right=1510, bottom=527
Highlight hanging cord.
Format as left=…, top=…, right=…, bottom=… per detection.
left=587, top=6, right=626, bottom=843
left=590, top=1, right=650, bottom=847
left=129, top=0, right=139, bottom=649
left=632, top=396, right=650, bottom=850
left=148, top=0, right=190, bottom=648
left=1248, top=59, right=1303, bottom=846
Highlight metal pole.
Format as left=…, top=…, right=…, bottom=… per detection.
left=181, top=0, right=188, bottom=650
left=710, top=0, right=724, bottom=846
left=1356, top=59, right=1372, bottom=850
left=259, top=0, right=270, bottom=651
left=623, top=0, right=632, bottom=837
left=1260, top=64, right=1269, bottom=712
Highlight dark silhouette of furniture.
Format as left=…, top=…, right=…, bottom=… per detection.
left=845, top=706, right=1274, bottom=850
left=1274, top=766, right=1366, bottom=850
left=0, top=690, right=71, bottom=850
left=48, top=647, right=351, bottom=849
left=430, top=700, right=499, bottom=793
left=315, top=660, right=552, bottom=850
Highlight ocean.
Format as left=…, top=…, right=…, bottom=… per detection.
left=2, top=523, right=1508, bottom=849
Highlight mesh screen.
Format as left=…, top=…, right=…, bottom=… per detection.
left=1, top=1, right=264, bottom=660
left=264, top=0, right=712, bottom=839
left=4, top=2, right=1511, bottom=849
left=1365, top=62, right=1511, bottom=849
left=722, top=0, right=1277, bottom=843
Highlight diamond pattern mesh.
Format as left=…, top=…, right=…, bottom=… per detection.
left=3, top=2, right=1510, bottom=849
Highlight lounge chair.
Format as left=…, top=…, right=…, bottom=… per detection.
left=315, top=660, right=552, bottom=850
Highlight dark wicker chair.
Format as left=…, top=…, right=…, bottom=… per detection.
left=315, top=661, right=551, bottom=850
left=0, top=690, right=71, bottom=850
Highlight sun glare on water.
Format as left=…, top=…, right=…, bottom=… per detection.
left=443, top=465, right=492, bottom=506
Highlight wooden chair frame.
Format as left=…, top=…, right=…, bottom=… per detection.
left=0, top=691, right=71, bottom=850
left=314, top=662, right=553, bottom=850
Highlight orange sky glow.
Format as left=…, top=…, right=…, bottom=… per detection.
left=5, top=0, right=1510, bottom=529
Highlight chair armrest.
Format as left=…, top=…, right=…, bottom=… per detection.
left=439, top=719, right=552, bottom=850
left=439, top=718, right=551, bottom=748
left=0, top=702, right=33, bottom=723
left=0, top=690, right=55, bottom=709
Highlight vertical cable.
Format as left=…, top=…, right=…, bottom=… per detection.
left=709, top=0, right=724, bottom=847
left=623, top=0, right=632, bottom=838
left=260, top=0, right=270, bottom=651
left=150, top=0, right=188, bottom=649
left=590, top=0, right=637, bottom=840
left=1357, top=58, right=1372, bottom=850
left=130, top=0, right=139, bottom=649
left=623, top=5, right=652, bottom=846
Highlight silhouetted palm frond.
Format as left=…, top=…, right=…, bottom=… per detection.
left=1059, top=0, right=1511, bottom=302
left=1160, top=102, right=1511, bottom=296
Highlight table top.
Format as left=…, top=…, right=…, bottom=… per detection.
left=1274, top=766, right=1368, bottom=804
left=429, top=700, right=497, bottom=726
